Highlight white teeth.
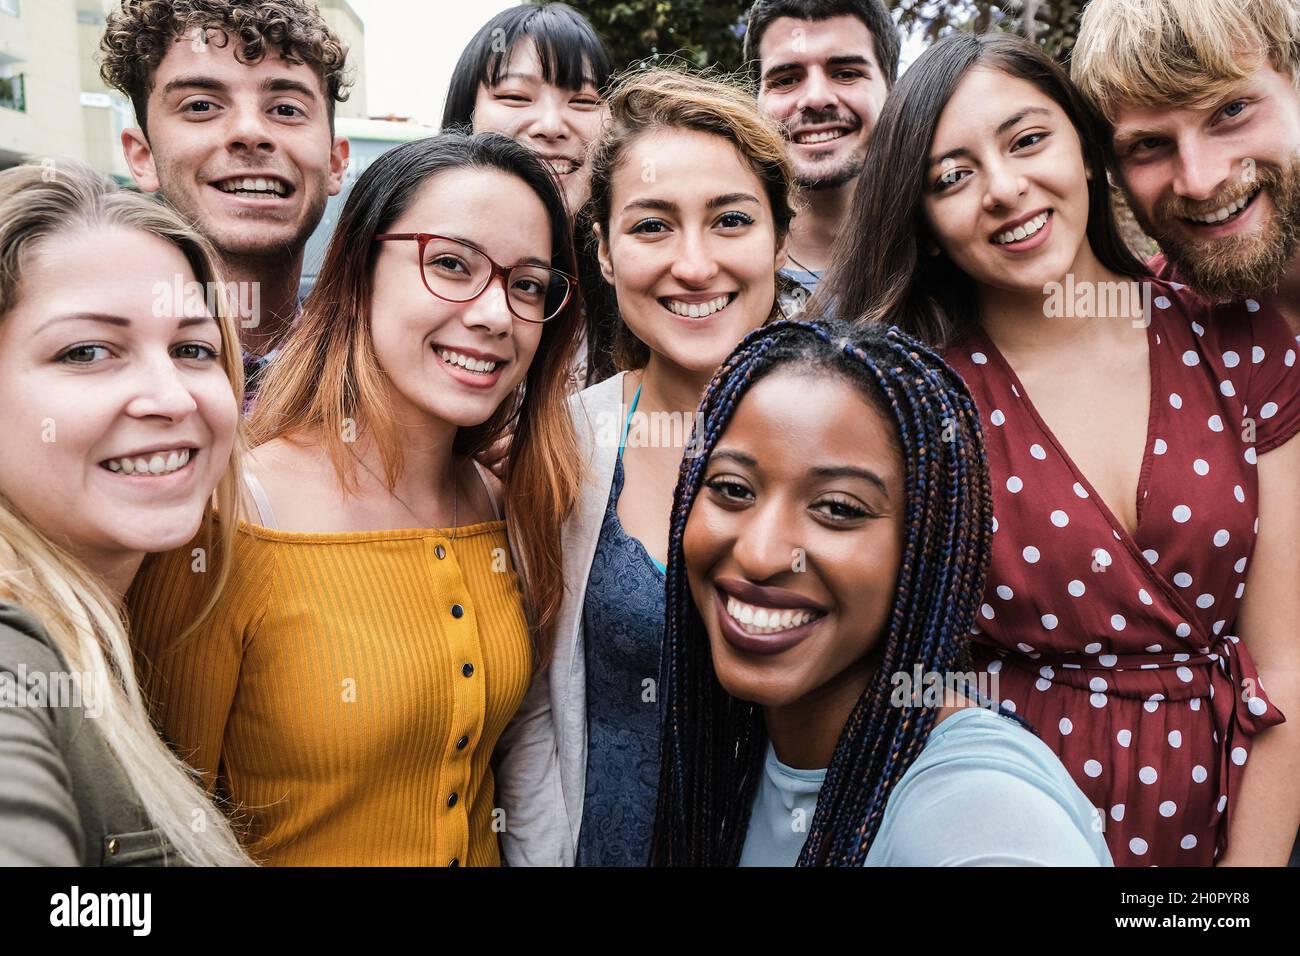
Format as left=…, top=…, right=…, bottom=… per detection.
left=217, top=177, right=287, bottom=196
left=797, top=129, right=846, bottom=144
left=1188, top=190, right=1257, bottom=224
left=665, top=295, right=732, bottom=318
left=723, top=595, right=820, bottom=635
left=993, top=211, right=1050, bottom=245
left=103, top=448, right=191, bottom=476
left=438, top=348, right=498, bottom=374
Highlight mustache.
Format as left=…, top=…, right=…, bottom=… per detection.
left=1155, top=162, right=1285, bottom=221
left=784, top=109, right=862, bottom=136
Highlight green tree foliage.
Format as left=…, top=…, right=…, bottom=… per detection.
left=562, top=0, right=1087, bottom=74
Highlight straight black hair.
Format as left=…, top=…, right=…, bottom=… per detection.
left=441, top=2, right=615, bottom=130
left=651, top=317, right=995, bottom=866
left=812, top=32, right=1148, bottom=347
left=743, top=0, right=901, bottom=86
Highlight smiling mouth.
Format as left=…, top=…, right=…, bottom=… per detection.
left=437, top=346, right=505, bottom=375
left=541, top=156, right=582, bottom=177
left=212, top=176, right=293, bottom=199
left=100, top=448, right=196, bottom=476
left=1182, top=186, right=1262, bottom=227
left=722, top=593, right=827, bottom=635
left=660, top=293, right=737, bottom=319
left=992, top=210, right=1051, bottom=245
left=793, top=127, right=852, bottom=146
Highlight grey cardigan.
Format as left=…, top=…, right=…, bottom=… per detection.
left=0, top=601, right=177, bottom=866
left=494, top=371, right=627, bottom=865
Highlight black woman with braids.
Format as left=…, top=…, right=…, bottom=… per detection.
left=651, top=318, right=1112, bottom=866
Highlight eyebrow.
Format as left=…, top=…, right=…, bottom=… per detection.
left=263, top=77, right=320, bottom=102
left=161, top=75, right=319, bottom=102
left=38, top=313, right=216, bottom=333
left=809, top=465, right=890, bottom=498
left=928, top=106, right=1052, bottom=166
left=709, top=449, right=892, bottom=498
left=1111, top=125, right=1164, bottom=149
left=441, top=234, right=551, bottom=270
left=762, top=54, right=873, bottom=82
left=621, top=193, right=761, bottom=214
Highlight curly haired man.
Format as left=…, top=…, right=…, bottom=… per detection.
left=101, top=1, right=352, bottom=405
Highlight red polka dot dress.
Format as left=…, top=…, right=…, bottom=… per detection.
left=944, top=278, right=1300, bottom=866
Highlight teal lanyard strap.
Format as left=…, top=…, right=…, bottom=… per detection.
left=619, top=381, right=643, bottom=456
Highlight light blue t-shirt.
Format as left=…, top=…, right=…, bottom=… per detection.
left=738, top=706, right=1114, bottom=866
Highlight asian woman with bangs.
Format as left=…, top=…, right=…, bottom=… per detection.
left=444, top=2, right=618, bottom=385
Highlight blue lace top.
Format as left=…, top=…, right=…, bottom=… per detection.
left=576, top=384, right=666, bottom=866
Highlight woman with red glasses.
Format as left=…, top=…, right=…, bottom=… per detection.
left=127, top=132, right=583, bottom=865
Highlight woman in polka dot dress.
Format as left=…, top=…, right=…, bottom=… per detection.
left=810, top=33, right=1300, bottom=865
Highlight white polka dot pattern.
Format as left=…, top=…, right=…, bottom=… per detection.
left=944, top=278, right=1296, bottom=867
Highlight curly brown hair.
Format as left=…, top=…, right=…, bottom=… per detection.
left=100, top=0, right=351, bottom=136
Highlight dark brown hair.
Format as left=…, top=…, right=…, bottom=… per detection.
left=100, top=0, right=351, bottom=136
left=247, top=133, right=582, bottom=662
left=812, top=32, right=1148, bottom=347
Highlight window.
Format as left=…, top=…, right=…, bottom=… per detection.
left=0, top=1, right=19, bottom=18
left=0, top=73, right=24, bottom=112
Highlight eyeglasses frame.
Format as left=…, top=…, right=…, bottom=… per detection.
left=373, top=232, right=575, bottom=324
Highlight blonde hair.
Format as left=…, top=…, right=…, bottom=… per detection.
left=0, top=163, right=251, bottom=866
left=1072, top=0, right=1300, bottom=120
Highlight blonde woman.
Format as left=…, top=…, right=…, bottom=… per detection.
left=0, top=163, right=249, bottom=866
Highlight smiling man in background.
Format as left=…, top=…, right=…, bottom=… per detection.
left=1072, top=0, right=1300, bottom=334
left=101, top=0, right=351, bottom=406
left=744, top=0, right=900, bottom=313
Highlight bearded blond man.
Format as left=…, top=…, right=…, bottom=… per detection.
left=1074, top=0, right=1300, bottom=869
left=1073, top=0, right=1300, bottom=335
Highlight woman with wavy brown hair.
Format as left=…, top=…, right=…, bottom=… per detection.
left=128, top=131, right=582, bottom=866
left=493, top=68, right=797, bottom=866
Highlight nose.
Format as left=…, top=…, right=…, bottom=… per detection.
left=981, top=156, right=1027, bottom=212
left=526, top=93, right=568, bottom=143
left=670, top=228, right=720, bottom=288
left=461, top=272, right=515, bottom=337
left=796, top=67, right=838, bottom=114
left=225, top=102, right=276, bottom=154
left=124, top=355, right=201, bottom=422
left=1171, top=137, right=1230, bottom=202
left=730, top=496, right=799, bottom=582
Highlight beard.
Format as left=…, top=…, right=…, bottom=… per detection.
left=1133, top=155, right=1300, bottom=299
left=786, top=107, right=866, bottom=192
left=795, top=152, right=867, bottom=192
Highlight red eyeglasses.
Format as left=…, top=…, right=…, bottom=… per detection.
left=374, top=233, right=575, bottom=324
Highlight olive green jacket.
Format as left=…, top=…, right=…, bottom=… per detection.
left=0, top=601, right=178, bottom=866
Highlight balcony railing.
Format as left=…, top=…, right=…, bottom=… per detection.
left=0, top=73, right=25, bottom=112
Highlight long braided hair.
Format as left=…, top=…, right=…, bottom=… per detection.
left=650, top=317, right=995, bottom=866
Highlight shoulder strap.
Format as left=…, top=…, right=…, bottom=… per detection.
left=241, top=470, right=278, bottom=530
left=472, top=460, right=503, bottom=521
